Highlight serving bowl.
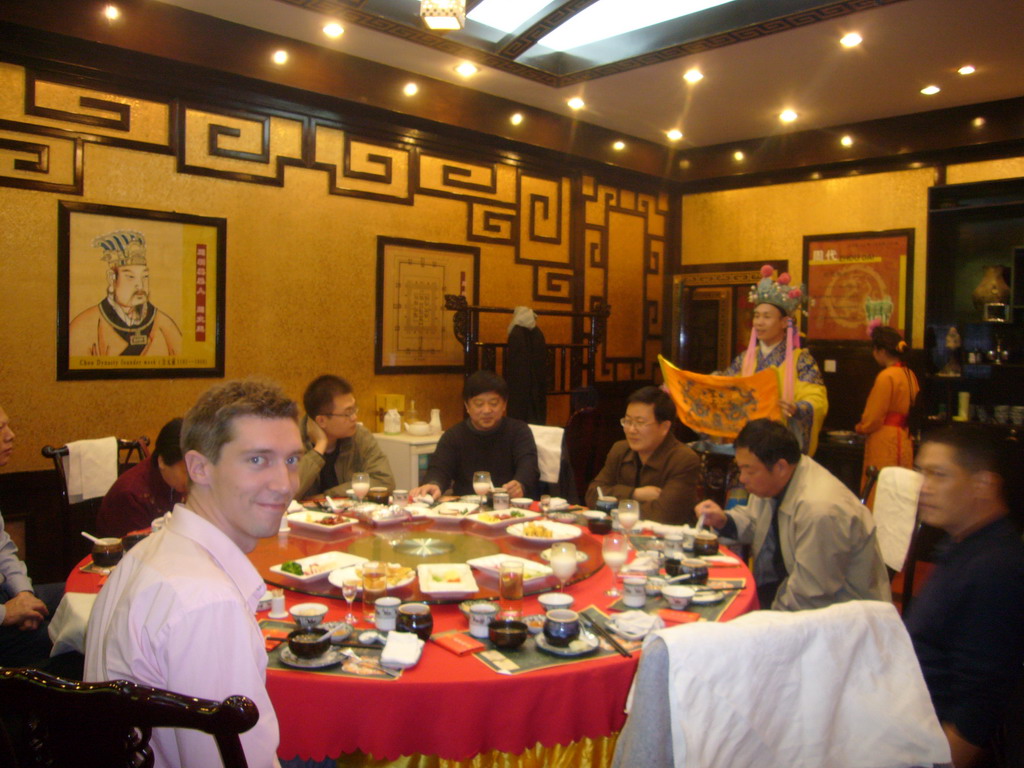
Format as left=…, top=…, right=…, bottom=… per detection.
left=287, top=628, right=331, bottom=659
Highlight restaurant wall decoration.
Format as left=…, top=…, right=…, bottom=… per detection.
left=57, top=201, right=226, bottom=380
left=802, top=229, right=914, bottom=344
left=375, top=237, right=480, bottom=374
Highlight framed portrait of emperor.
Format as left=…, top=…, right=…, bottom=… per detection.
left=57, top=201, right=226, bottom=380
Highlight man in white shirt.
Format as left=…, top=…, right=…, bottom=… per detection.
left=85, top=380, right=304, bottom=768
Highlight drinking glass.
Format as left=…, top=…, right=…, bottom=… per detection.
left=549, top=542, right=578, bottom=591
left=498, top=560, right=524, bottom=619
left=617, top=498, right=640, bottom=533
left=602, top=532, right=629, bottom=597
left=351, top=472, right=370, bottom=501
left=472, top=471, right=493, bottom=498
left=361, top=561, right=387, bottom=621
left=341, top=577, right=360, bottom=624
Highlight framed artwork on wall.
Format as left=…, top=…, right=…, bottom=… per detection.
left=802, top=229, right=914, bottom=344
left=375, top=237, right=480, bottom=374
left=57, top=201, right=226, bottom=380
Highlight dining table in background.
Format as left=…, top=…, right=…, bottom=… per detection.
left=64, top=512, right=758, bottom=766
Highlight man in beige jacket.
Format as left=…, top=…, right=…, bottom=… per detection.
left=696, top=418, right=890, bottom=610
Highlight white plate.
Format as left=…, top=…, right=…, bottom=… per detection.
left=285, top=511, right=359, bottom=535
left=507, top=520, right=582, bottom=544
left=417, top=563, right=479, bottom=595
left=403, top=502, right=432, bottom=520
left=420, top=501, right=479, bottom=521
left=465, top=554, right=552, bottom=585
left=691, top=589, right=725, bottom=605
left=269, top=551, right=368, bottom=583
left=534, top=629, right=600, bottom=656
left=328, top=562, right=416, bottom=592
left=465, top=509, right=541, bottom=528
left=701, top=554, right=742, bottom=567
left=278, top=646, right=342, bottom=669
left=540, top=548, right=588, bottom=563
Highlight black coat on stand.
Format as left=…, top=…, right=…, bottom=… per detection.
left=505, top=324, right=547, bottom=424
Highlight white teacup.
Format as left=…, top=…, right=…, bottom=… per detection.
left=623, top=576, right=648, bottom=608
left=374, top=596, right=401, bottom=631
left=289, top=601, right=329, bottom=629
left=662, top=585, right=696, bottom=610
left=538, top=592, right=574, bottom=614
left=468, top=602, right=498, bottom=638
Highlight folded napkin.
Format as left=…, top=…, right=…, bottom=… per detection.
left=545, top=496, right=569, bottom=511
left=380, top=631, right=425, bottom=669
left=433, top=633, right=485, bottom=657
left=63, top=437, right=119, bottom=502
left=607, top=610, right=665, bottom=641
left=623, top=555, right=660, bottom=576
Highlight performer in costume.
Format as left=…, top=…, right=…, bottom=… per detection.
left=716, top=265, right=828, bottom=456
left=855, top=324, right=919, bottom=507
left=68, top=230, right=183, bottom=357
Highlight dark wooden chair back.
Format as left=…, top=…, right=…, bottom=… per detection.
left=563, top=407, right=620, bottom=502
left=0, top=668, right=257, bottom=768
left=859, top=465, right=880, bottom=505
left=41, top=437, right=150, bottom=572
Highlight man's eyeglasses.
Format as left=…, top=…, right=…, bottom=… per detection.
left=620, top=417, right=654, bottom=429
left=323, top=407, right=359, bottom=420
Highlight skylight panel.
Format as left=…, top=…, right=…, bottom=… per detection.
left=468, top=0, right=553, bottom=34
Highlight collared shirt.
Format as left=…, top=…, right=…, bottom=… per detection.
left=85, top=504, right=279, bottom=768
left=0, top=508, right=34, bottom=623
left=96, top=455, right=185, bottom=538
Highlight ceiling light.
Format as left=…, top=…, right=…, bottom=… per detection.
left=404, top=82, right=419, bottom=96
left=972, top=117, right=986, bottom=128
left=921, top=85, right=940, bottom=95
left=841, top=135, right=854, bottom=147
left=839, top=32, right=862, bottom=47
left=779, top=109, right=798, bottom=123
left=455, top=62, right=478, bottom=78
left=683, top=69, right=703, bottom=84
left=733, top=151, right=745, bottom=162
left=567, top=97, right=585, bottom=111
left=420, top=0, right=466, bottom=31
left=103, top=4, right=120, bottom=20
left=666, top=129, right=683, bottom=141
left=323, top=22, right=344, bottom=38
left=958, top=65, right=975, bottom=75
left=510, top=113, right=523, bottom=126
left=612, top=141, right=626, bottom=151
left=272, top=50, right=289, bottom=65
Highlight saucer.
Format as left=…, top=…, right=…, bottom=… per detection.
left=278, top=646, right=342, bottom=669
left=691, top=589, right=725, bottom=605
left=535, top=629, right=599, bottom=657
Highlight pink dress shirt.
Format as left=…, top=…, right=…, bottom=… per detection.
left=84, top=504, right=279, bottom=768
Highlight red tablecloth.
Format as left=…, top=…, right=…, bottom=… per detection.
left=67, top=525, right=757, bottom=762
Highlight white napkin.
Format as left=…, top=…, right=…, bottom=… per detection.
left=528, top=424, right=564, bottom=483
left=546, top=497, right=569, bottom=510
left=48, top=592, right=97, bottom=656
left=379, top=631, right=425, bottom=669
left=624, top=555, right=660, bottom=575
left=62, top=437, right=119, bottom=502
left=608, top=610, right=665, bottom=641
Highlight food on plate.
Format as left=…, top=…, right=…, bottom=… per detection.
left=475, top=510, right=528, bottom=523
left=430, top=567, right=466, bottom=583
left=301, top=513, right=349, bottom=526
left=352, top=562, right=414, bottom=587
left=280, top=560, right=304, bottom=575
left=520, top=522, right=553, bottom=538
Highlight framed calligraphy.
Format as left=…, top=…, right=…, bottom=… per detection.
left=57, top=201, right=226, bottom=380
left=802, top=229, right=914, bottom=344
left=375, top=237, right=480, bottom=374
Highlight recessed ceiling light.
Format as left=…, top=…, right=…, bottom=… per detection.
left=841, top=135, right=854, bottom=147
left=779, top=109, right=798, bottom=123
left=567, top=97, right=585, bottom=111
left=272, top=50, right=289, bottom=65
left=678, top=159, right=691, bottom=170
left=666, top=129, right=683, bottom=141
left=958, top=65, right=975, bottom=76
left=323, top=22, right=344, bottom=38
left=972, top=116, right=986, bottom=128
left=683, top=69, right=703, bottom=83
left=733, top=150, right=745, bottom=162
left=404, top=82, right=419, bottom=96
left=455, top=62, right=479, bottom=78
left=921, top=85, right=940, bottom=95
left=103, top=4, right=120, bottom=20
left=612, top=141, right=626, bottom=151
left=839, top=32, right=862, bottom=47
left=510, top=113, right=523, bottom=126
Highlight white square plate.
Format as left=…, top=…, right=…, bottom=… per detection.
left=419, top=501, right=479, bottom=521
left=285, top=511, right=359, bottom=536
left=464, top=509, right=541, bottom=528
left=269, top=551, right=368, bottom=583
left=465, top=554, right=552, bottom=585
left=417, top=563, right=479, bottom=595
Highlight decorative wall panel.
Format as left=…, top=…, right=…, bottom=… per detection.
left=312, top=124, right=412, bottom=202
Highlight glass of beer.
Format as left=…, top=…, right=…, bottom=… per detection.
left=361, top=561, right=387, bottom=621
left=498, top=560, right=524, bottom=619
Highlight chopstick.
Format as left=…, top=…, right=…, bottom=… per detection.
left=580, top=615, right=632, bottom=658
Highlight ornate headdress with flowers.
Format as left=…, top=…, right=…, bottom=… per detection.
left=749, top=264, right=806, bottom=316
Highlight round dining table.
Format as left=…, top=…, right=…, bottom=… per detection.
left=67, top=512, right=758, bottom=766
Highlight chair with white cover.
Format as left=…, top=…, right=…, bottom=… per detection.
left=612, top=601, right=952, bottom=768
left=872, top=466, right=928, bottom=609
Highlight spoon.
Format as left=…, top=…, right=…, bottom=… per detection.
left=81, top=531, right=102, bottom=544
left=340, top=647, right=400, bottom=677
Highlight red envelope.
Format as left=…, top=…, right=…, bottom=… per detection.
left=659, top=609, right=700, bottom=624
left=433, top=633, right=485, bottom=656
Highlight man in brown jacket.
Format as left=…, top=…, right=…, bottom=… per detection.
left=585, top=386, right=700, bottom=525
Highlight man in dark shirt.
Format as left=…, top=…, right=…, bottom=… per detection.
left=411, top=371, right=539, bottom=500
left=96, top=418, right=188, bottom=537
left=905, top=423, right=1024, bottom=768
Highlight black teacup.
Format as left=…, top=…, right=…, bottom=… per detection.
left=543, top=609, right=580, bottom=648
left=396, top=602, right=433, bottom=641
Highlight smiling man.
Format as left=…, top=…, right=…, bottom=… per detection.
left=585, top=386, right=700, bottom=524
left=696, top=418, right=889, bottom=610
left=905, top=424, right=1024, bottom=768
left=411, top=370, right=538, bottom=500
left=85, top=380, right=303, bottom=768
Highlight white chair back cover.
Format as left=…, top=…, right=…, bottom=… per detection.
left=527, top=424, right=563, bottom=483
left=62, top=437, right=119, bottom=503
left=874, top=466, right=924, bottom=572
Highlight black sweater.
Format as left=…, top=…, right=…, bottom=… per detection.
left=424, top=418, right=539, bottom=497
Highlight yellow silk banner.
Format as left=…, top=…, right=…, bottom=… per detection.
left=659, top=355, right=782, bottom=439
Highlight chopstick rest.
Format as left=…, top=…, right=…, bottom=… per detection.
left=433, top=633, right=485, bottom=656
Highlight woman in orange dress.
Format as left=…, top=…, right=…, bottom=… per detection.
left=855, top=326, right=920, bottom=507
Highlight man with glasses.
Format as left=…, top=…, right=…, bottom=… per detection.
left=585, top=386, right=700, bottom=525
left=297, top=375, right=394, bottom=498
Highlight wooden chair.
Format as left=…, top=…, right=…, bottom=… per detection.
left=563, top=407, right=620, bottom=502
left=41, top=437, right=149, bottom=572
left=0, top=668, right=257, bottom=768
